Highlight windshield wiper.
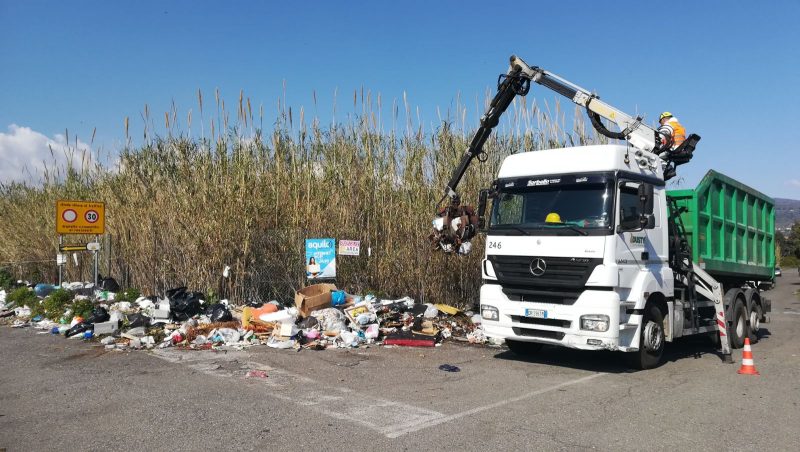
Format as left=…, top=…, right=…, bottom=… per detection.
left=554, top=224, right=589, bottom=236
left=489, top=225, right=531, bottom=236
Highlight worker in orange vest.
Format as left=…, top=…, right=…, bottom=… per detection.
left=657, top=111, right=686, bottom=150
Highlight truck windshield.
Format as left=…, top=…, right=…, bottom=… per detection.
left=490, top=174, right=613, bottom=235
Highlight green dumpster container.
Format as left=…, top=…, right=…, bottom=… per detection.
left=667, top=170, right=775, bottom=282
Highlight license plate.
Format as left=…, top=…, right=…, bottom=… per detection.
left=524, top=309, right=547, bottom=319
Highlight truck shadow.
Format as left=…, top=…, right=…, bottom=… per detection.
left=493, top=346, right=631, bottom=373
left=492, top=330, right=772, bottom=372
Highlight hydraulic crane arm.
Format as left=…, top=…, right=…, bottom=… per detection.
left=440, top=60, right=532, bottom=204
left=441, top=55, right=661, bottom=207
left=510, top=55, right=658, bottom=153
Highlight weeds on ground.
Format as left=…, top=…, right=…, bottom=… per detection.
left=36, top=289, right=74, bottom=320
left=5, top=287, right=38, bottom=310
left=71, top=298, right=95, bottom=319
left=0, top=268, right=13, bottom=290
left=116, top=288, right=141, bottom=303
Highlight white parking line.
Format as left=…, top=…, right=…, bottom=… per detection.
left=151, top=349, right=605, bottom=439
left=152, top=349, right=446, bottom=434
left=383, top=372, right=605, bottom=438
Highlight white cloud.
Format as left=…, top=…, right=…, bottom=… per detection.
left=0, top=124, right=92, bottom=184
left=786, top=179, right=800, bottom=188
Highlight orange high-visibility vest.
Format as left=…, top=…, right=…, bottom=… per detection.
left=666, top=117, right=686, bottom=148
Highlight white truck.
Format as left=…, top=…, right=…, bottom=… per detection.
left=432, top=56, right=773, bottom=368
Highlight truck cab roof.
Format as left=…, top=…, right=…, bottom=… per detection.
left=497, top=145, right=663, bottom=181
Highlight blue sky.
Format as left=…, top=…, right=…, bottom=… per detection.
left=1, top=0, right=798, bottom=198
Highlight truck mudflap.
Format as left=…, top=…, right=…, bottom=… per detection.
left=763, top=297, right=771, bottom=314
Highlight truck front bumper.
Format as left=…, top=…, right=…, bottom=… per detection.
left=480, top=283, right=627, bottom=351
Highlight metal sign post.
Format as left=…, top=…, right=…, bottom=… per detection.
left=58, top=235, right=63, bottom=286
left=93, top=234, right=99, bottom=287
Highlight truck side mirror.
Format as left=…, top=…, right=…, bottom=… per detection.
left=477, top=189, right=489, bottom=230
left=638, top=184, right=655, bottom=229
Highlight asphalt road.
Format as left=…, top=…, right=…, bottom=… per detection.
left=2, top=273, right=799, bottom=451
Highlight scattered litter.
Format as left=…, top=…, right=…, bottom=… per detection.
left=438, top=364, right=461, bottom=372
left=246, top=370, right=269, bottom=379
left=1, top=280, right=486, bottom=356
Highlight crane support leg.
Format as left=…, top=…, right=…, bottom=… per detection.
left=691, top=263, right=733, bottom=362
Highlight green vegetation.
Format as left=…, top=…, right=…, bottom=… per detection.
left=777, top=221, right=800, bottom=268
left=0, top=91, right=598, bottom=307
left=38, top=288, right=74, bottom=320
left=5, top=287, right=37, bottom=310
left=0, top=268, right=13, bottom=290
left=116, top=288, right=141, bottom=303
left=71, top=298, right=95, bottom=319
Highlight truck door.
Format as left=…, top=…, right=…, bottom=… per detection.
left=615, top=180, right=659, bottom=289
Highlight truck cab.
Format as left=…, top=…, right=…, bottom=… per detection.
left=480, top=144, right=672, bottom=363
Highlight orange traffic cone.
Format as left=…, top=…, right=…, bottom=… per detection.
left=737, top=337, right=760, bottom=375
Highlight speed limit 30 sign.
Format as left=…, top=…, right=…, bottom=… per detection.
left=56, top=200, right=105, bottom=234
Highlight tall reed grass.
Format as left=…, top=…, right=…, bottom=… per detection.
left=0, top=89, right=602, bottom=307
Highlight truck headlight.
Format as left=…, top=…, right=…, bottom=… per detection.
left=481, top=305, right=499, bottom=321
left=580, top=314, right=609, bottom=332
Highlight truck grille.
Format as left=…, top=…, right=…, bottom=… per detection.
left=512, top=327, right=565, bottom=340
left=510, top=316, right=571, bottom=328
left=488, top=255, right=601, bottom=304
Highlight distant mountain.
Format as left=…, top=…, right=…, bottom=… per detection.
left=776, top=198, right=800, bottom=233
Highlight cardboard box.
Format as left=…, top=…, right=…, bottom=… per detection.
left=294, top=283, right=337, bottom=317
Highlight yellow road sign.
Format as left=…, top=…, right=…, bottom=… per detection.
left=56, top=200, right=105, bottom=235
left=60, top=245, right=88, bottom=252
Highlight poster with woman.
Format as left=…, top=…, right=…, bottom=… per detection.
left=305, top=238, right=336, bottom=279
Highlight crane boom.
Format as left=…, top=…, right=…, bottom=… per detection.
left=432, top=55, right=698, bottom=255
left=510, top=55, right=657, bottom=152
left=441, top=55, right=662, bottom=208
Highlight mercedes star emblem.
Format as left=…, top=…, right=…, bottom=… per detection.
left=530, top=258, right=547, bottom=277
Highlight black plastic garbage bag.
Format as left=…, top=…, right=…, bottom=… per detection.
left=167, top=288, right=204, bottom=321
left=87, top=306, right=110, bottom=324
left=64, top=307, right=110, bottom=337
left=65, top=322, right=92, bottom=338
left=165, top=287, right=188, bottom=299
left=126, top=312, right=151, bottom=328
left=99, top=277, right=120, bottom=292
left=246, top=299, right=264, bottom=308
left=208, top=303, right=232, bottom=323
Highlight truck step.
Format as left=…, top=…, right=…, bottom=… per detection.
left=619, top=323, right=638, bottom=331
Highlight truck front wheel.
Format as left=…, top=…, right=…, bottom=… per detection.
left=506, top=339, right=543, bottom=356
left=628, top=303, right=665, bottom=370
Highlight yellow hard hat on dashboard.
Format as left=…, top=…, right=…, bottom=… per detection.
left=545, top=212, right=562, bottom=223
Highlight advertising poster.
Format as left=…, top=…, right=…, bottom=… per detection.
left=338, top=240, right=360, bottom=256
left=305, top=238, right=336, bottom=279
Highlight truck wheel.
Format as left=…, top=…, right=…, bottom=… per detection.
left=628, top=303, right=665, bottom=370
left=729, top=297, right=748, bottom=349
left=505, top=339, right=543, bottom=356
left=748, top=303, right=762, bottom=343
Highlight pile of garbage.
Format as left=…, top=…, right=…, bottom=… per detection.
left=0, top=281, right=487, bottom=352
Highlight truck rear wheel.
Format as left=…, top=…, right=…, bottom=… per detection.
left=628, top=303, right=665, bottom=370
left=748, top=303, right=762, bottom=343
left=729, top=296, right=748, bottom=349
left=506, top=339, right=543, bottom=356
